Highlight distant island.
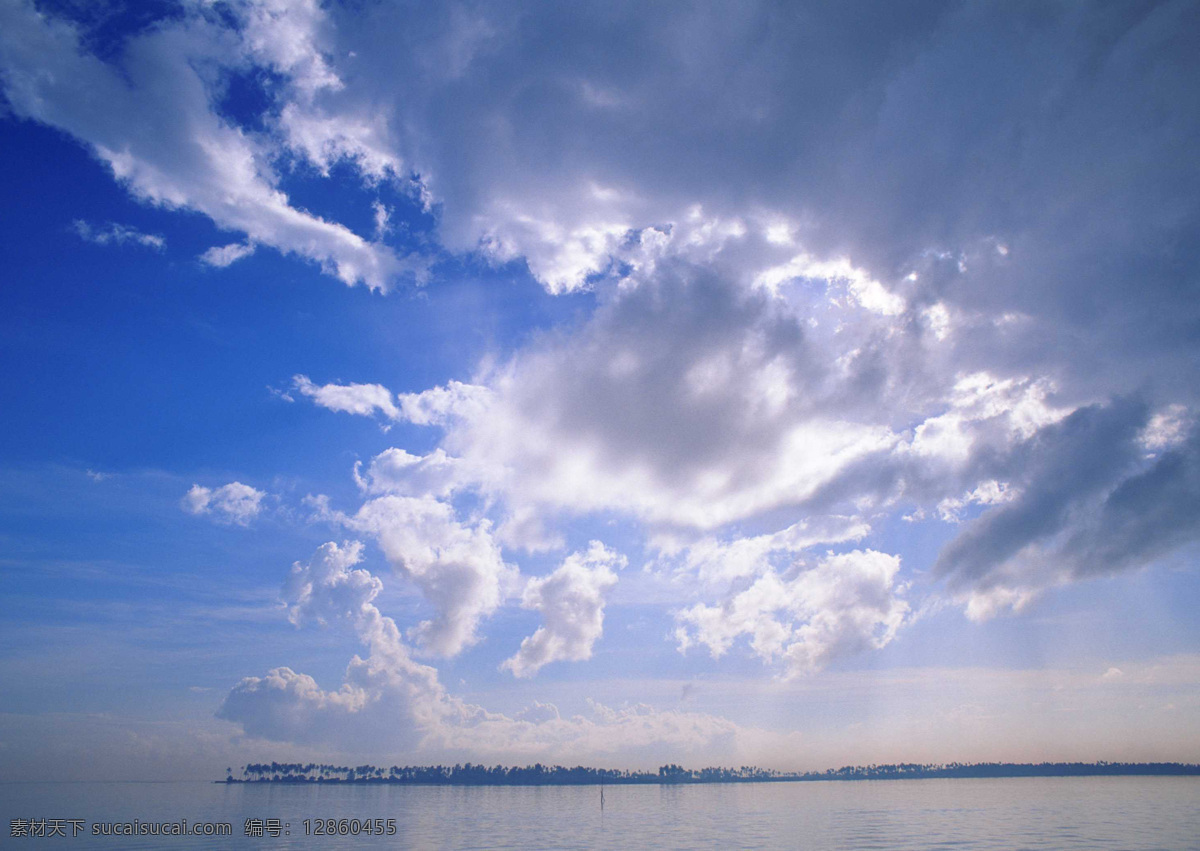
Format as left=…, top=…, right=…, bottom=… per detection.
left=223, top=761, right=1200, bottom=785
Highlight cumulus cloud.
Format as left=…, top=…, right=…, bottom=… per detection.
left=72, top=219, right=164, bottom=250
left=675, top=549, right=910, bottom=678
left=316, top=495, right=517, bottom=657
left=436, top=262, right=909, bottom=533
left=337, top=259, right=1049, bottom=550
left=397, top=381, right=492, bottom=427
left=282, top=540, right=379, bottom=629
left=219, top=541, right=448, bottom=748
left=182, top=482, right=266, bottom=526
left=243, top=0, right=1195, bottom=391
left=353, top=448, right=472, bottom=499
left=936, top=480, right=1018, bottom=524
left=502, top=541, right=624, bottom=678
left=199, top=242, right=256, bottom=268
left=293, top=243, right=1200, bottom=631
left=219, top=541, right=740, bottom=759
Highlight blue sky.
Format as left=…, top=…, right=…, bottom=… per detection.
left=1, top=0, right=1199, bottom=780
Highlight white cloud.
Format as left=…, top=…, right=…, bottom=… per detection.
left=936, top=480, right=1018, bottom=524
left=199, top=242, right=256, bottom=268
left=219, top=541, right=446, bottom=749
left=9, top=1, right=1200, bottom=392
left=219, top=541, right=742, bottom=760
left=182, top=482, right=266, bottom=526
left=72, top=219, right=164, bottom=250
left=372, top=201, right=392, bottom=239
left=397, top=381, right=492, bottom=426
left=292, top=374, right=400, bottom=420
left=675, top=549, right=910, bottom=678
left=282, top=540, right=379, bottom=630
left=0, top=1, right=415, bottom=289
left=1139, top=404, right=1192, bottom=454
left=292, top=375, right=491, bottom=428
left=653, top=515, right=872, bottom=590
left=249, top=0, right=1200, bottom=621
left=353, top=448, right=470, bottom=499
left=286, top=229, right=1200, bottom=636
left=502, top=541, right=624, bottom=678
left=430, top=264, right=907, bottom=533
left=325, top=495, right=517, bottom=657
left=904, top=372, right=1071, bottom=469
left=755, top=253, right=905, bottom=315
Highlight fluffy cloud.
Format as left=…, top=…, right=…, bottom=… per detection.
left=675, top=549, right=910, bottom=678
left=292, top=374, right=493, bottom=428
left=502, top=541, right=624, bottom=678
left=436, top=262, right=910, bottom=533
left=293, top=374, right=400, bottom=420
left=316, top=495, right=517, bottom=657
left=282, top=540, right=380, bottom=629
left=295, top=247, right=1199, bottom=625
left=182, top=482, right=266, bottom=526
left=267, top=0, right=1198, bottom=388
left=219, top=541, right=448, bottom=748
left=353, top=448, right=469, bottom=499
left=219, top=541, right=740, bottom=759
left=72, top=219, right=164, bottom=250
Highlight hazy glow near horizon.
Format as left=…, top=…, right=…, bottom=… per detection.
left=1, top=0, right=1198, bottom=780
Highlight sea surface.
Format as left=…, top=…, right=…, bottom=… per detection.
left=2, top=777, right=1198, bottom=849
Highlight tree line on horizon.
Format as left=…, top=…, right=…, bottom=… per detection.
left=226, top=760, right=1200, bottom=785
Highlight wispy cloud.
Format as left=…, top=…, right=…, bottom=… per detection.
left=72, top=219, right=164, bottom=250
left=199, top=241, right=256, bottom=268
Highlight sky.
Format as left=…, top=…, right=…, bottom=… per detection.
left=1, top=0, right=1199, bottom=781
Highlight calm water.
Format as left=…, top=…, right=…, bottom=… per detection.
left=2, top=777, right=1198, bottom=849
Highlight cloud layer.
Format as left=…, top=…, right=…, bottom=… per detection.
left=9, top=0, right=1198, bottom=759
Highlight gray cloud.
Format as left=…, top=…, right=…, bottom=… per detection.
left=1071, top=426, right=1200, bottom=576
left=932, top=399, right=1200, bottom=618
left=308, top=0, right=1199, bottom=399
